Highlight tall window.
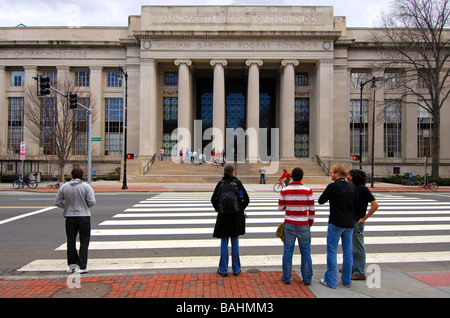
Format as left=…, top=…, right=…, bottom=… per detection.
left=417, top=101, right=433, bottom=158
left=384, top=100, right=402, bottom=157
left=11, top=71, right=25, bottom=87
left=385, top=72, right=400, bottom=89
left=165, top=72, right=177, bottom=86
left=163, top=97, right=178, bottom=156
left=351, top=72, right=368, bottom=89
left=40, top=98, right=56, bottom=155
left=7, top=97, right=24, bottom=153
left=105, top=98, right=123, bottom=156
left=350, top=99, right=369, bottom=157
left=75, top=71, right=90, bottom=87
left=72, top=98, right=89, bottom=155
left=294, top=98, right=310, bottom=157
left=107, top=71, right=122, bottom=87
left=42, top=70, right=57, bottom=86
left=295, top=73, right=308, bottom=86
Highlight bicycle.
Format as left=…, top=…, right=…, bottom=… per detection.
left=418, top=181, right=438, bottom=191
left=273, top=180, right=290, bottom=192
left=12, top=175, right=39, bottom=189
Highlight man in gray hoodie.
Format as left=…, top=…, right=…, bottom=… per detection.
left=55, top=168, right=96, bottom=273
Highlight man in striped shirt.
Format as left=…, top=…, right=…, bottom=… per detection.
left=278, top=167, right=315, bottom=285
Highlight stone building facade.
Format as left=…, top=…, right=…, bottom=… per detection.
left=1, top=5, right=449, bottom=179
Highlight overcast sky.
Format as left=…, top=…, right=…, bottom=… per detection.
left=0, top=0, right=393, bottom=28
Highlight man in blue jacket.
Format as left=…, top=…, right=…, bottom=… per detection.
left=55, top=168, right=96, bottom=274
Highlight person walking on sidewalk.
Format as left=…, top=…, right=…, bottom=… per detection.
left=347, top=169, right=379, bottom=280
left=278, top=167, right=315, bottom=285
left=55, top=168, right=96, bottom=274
left=211, top=165, right=250, bottom=277
left=318, top=164, right=357, bottom=288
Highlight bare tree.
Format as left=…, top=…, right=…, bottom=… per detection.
left=374, top=0, right=450, bottom=178
left=24, top=75, right=97, bottom=182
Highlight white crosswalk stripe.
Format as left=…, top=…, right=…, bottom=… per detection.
left=18, top=192, right=450, bottom=272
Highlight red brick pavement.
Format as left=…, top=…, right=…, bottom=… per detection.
left=0, top=271, right=315, bottom=298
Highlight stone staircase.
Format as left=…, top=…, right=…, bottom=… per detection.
left=127, top=157, right=330, bottom=184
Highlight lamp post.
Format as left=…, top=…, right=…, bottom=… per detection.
left=359, top=77, right=378, bottom=170
left=117, top=66, right=128, bottom=190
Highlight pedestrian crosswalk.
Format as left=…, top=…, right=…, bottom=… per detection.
left=18, top=192, right=450, bottom=273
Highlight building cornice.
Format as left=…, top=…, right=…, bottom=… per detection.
left=132, top=30, right=342, bottom=41
left=0, top=40, right=125, bottom=49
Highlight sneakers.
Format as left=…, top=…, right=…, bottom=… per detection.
left=77, top=268, right=89, bottom=274
left=320, top=279, right=336, bottom=289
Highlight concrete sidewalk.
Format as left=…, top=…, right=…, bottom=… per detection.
left=2, top=179, right=449, bottom=193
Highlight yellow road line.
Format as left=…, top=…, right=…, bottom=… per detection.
left=0, top=206, right=52, bottom=209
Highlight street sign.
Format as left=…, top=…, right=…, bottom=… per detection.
left=91, top=137, right=102, bottom=142
left=20, top=142, right=25, bottom=161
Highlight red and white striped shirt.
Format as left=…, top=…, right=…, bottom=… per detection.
left=278, top=182, right=315, bottom=226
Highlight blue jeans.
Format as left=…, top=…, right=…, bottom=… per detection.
left=324, top=223, right=353, bottom=288
left=352, top=222, right=366, bottom=275
left=282, top=223, right=313, bottom=284
left=219, top=237, right=240, bottom=275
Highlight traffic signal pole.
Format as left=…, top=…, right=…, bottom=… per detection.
left=33, top=76, right=93, bottom=185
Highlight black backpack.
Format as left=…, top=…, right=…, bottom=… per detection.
left=218, top=180, right=241, bottom=214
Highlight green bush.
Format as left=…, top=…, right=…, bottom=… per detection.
left=380, top=173, right=450, bottom=186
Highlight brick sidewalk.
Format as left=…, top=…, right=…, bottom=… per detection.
left=0, top=271, right=315, bottom=298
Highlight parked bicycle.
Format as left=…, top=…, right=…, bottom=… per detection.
left=418, top=181, right=438, bottom=191
left=12, top=173, right=39, bottom=189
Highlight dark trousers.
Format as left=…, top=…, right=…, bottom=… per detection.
left=65, top=217, right=91, bottom=270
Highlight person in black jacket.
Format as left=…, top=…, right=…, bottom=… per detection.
left=211, top=165, right=249, bottom=277
left=318, top=164, right=357, bottom=288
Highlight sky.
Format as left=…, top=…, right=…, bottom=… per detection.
left=0, top=0, right=393, bottom=28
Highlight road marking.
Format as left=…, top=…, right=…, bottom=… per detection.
left=100, top=216, right=450, bottom=226
left=91, top=224, right=450, bottom=236
left=54, top=235, right=450, bottom=251
left=17, top=251, right=450, bottom=272
left=0, top=207, right=57, bottom=225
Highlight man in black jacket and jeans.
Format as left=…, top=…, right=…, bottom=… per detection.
left=318, top=164, right=357, bottom=288
left=211, top=165, right=249, bottom=277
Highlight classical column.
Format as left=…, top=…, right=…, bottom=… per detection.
left=0, top=66, right=5, bottom=151
left=280, top=60, right=299, bottom=160
left=210, top=59, right=227, bottom=152
left=246, top=59, right=263, bottom=162
left=89, top=66, right=102, bottom=157
left=140, top=58, right=158, bottom=157
left=315, top=58, right=334, bottom=159
left=174, top=59, right=193, bottom=153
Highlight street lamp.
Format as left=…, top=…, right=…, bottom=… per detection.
left=359, top=76, right=378, bottom=170
left=117, top=66, right=128, bottom=190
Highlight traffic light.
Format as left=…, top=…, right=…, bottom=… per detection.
left=126, top=153, right=135, bottom=160
left=38, top=76, right=50, bottom=96
left=69, top=93, right=78, bottom=109
left=352, top=155, right=361, bottom=161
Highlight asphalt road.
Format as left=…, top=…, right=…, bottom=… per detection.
left=1, top=190, right=450, bottom=277
left=0, top=191, right=155, bottom=276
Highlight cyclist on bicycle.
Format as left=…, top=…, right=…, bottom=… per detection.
left=280, top=169, right=292, bottom=187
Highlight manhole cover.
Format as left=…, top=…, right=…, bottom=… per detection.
left=52, top=282, right=111, bottom=298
